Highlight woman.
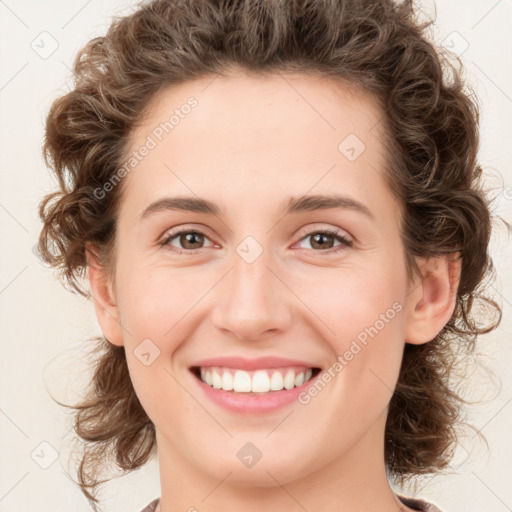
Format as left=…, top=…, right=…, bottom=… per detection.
left=37, top=1, right=501, bottom=511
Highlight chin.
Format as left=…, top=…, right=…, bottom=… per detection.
left=200, top=447, right=320, bottom=488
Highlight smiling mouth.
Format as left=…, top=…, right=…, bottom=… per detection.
left=190, top=366, right=321, bottom=394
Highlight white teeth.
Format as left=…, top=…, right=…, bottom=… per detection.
left=233, top=370, right=252, bottom=392
left=252, top=370, right=270, bottom=392
left=212, top=371, right=222, bottom=389
left=198, top=367, right=316, bottom=393
left=270, top=371, right=284, bottom=391
left=283, top=369, right=295, bottom=390
left=222, top=371, right=234, bottom=391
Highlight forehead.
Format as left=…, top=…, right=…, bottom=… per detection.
left=117, top=70, right=397, bottom=224
left=135, top=70, right=385, bottom=149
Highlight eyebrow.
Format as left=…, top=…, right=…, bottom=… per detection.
left=140, top=193, right=374, bottom=220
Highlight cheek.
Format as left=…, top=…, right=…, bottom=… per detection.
left=306, top=266, right=406, bottom=398
left=302, top=264, right=404, bottom=342
left=117, top=266, right=202, bottom=343
left=116, top=269, right=196, bottom=423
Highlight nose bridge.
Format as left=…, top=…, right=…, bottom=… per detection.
left=211, top=235, right=292, bottom=340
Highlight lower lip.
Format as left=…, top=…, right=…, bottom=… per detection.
left=191, top=370, right=319, bottom=414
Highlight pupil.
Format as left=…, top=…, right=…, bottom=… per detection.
left=183, top=232, right=202, bottom=248
left=313, top=233, right=332, bottom=249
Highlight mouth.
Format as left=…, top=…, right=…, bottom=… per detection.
left=189, top=365, right=322, bottom=395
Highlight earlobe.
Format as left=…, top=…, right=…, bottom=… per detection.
left=404, top=253, right=461, bottom=345
left=85, top=243, right=125, bottom=347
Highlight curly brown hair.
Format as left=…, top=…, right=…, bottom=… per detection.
left=37, top=0, right=503, bottom=507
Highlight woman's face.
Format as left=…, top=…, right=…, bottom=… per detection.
left=93, top=71, right=428, bottom=486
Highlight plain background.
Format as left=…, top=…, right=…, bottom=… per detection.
left=0, top=1, right=511, bottom=511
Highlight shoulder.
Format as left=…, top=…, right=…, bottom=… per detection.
left=139, top=497, right=160, bottom=512
left=397, top=493, right=445, bottom=512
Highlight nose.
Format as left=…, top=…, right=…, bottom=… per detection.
left=211, top=247, right=293, bottom=342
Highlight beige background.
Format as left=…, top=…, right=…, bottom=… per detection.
left=0, top=1, right=511, bottom=511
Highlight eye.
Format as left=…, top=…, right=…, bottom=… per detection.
left=160, top=229, right=215, bottom=254
left=295, top=228, right=353, bottom=254
left=159, top=227, right=353, bottom=256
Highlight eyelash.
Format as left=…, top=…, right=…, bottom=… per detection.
left=159, top=228, right=354, bottom=255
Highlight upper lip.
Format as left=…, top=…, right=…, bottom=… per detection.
left=190, top=356, right=320, bottom=371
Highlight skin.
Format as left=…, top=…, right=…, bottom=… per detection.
left=87, top=69, right=461, bottom=512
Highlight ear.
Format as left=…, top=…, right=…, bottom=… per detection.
left=404, top=253, right=461, bottom=345
left=85, top=243, right=124, bottom=347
